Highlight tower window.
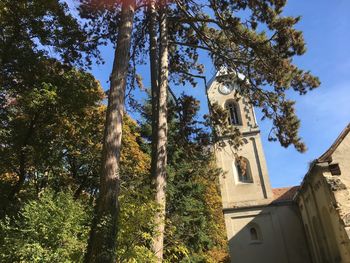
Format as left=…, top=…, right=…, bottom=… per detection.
left=225, top=101, right=241, bottom=125
left=236, top=156, right=253, bottom=183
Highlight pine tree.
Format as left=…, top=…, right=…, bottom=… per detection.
left=78, top=1, right=320, bottom=259
left=171, top=0, right=320, bottom=151
left=151, top=1, right=170, bottom=261
left=165, top=95, right=229, bottom=262
left=81, top=0, right=137, bottom=262
left=141, top=94, right=230, bottom=262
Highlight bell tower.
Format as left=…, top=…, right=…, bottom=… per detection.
left=207, top=71, right=273, bottom=208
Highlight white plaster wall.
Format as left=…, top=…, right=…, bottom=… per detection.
left=208, top=79, right=273, bottom=207
left=275, top=205, right=312, bottom=262
left=224, top=204, right=310, bottom=263
left=216, top=135, right=272, bottom=207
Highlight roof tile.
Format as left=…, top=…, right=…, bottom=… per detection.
left=272, top=186, right=299, bottom=202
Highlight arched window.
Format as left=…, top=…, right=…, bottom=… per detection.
left=225, top=101, right=241, bottom=125
left=250, top=227, right=258, bottom=240
left=236, top=157, right=253, bottom=183
left=247, top=223, right=262, bottom=243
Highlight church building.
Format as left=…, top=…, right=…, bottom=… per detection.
left=207, top=70, right=350, bottom=263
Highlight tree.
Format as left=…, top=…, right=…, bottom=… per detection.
left=0, top=114, right=158, bottom=262
left=171, top=0, right=320, bottom=151
left=151, top=1, right=170, bottom=261
left=0, top=0, right=101, bottom=215
left=116, top=116, right=156, bottom=262
left=164, top=95, right=229, bottom=262
left=148, top=0, right=160, bottom=182
left=141, top=94, right=229, bottom=262
left=81, top=0, right=137, bottom=261
left=78, top=0, right=320, bottom=260
left=149, top=0, right=319, bottom=257
left=0, top=0, right=98, bottom=95
left=0, top=61, right=104, bottom=215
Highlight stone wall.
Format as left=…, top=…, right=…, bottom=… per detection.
left=332, top=131, right=350, bottom=246
left=296, top=130, right=350, bottom=263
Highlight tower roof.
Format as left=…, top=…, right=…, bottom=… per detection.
left=206, top=68, right=246, bottom=92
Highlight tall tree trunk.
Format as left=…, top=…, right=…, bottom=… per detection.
left=152, top=3, right=168, bottom=261
left=84, top=1, right=135, bottom=262
left=148, top=0, right=159, bottom=184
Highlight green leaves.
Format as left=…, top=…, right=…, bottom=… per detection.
left=158, top=95, right=229, bottom=262
left=0, top=60, right=105, bottom=214
left=172, top=0, right=320, bottom=152
left=0, top=0, right=99, bottom=70
left=0, top=190, right=92, bottom=262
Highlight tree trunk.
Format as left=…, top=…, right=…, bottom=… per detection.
left=149, top=0, right=159, bottom=180
left=152, top=3, right=168, bottom=262
left=1, top=116, right=36, bottom=218
left=84, top=1, right=135, bottom=262
left=0, top=151, right=26, bottom=218
left=8, top=151, right=26, bottom=200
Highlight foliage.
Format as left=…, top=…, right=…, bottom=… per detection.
left=165, top=161, right=229, bottom=262
left=0, top=189, right=91, bottom=263
left=170, top=0, right=320, bottom=151
left=0, top=0, right=102, bottom=217
left=0, top=61, right=104, bottom=215
left=0, top=0, right=98, bottom=80
left=116, top=191, right=157, bottom=262
left=1, top=1, right=155, bottom=261
left=0, top=113, right=158, bottom=262
left=116, top=116, right=157, bottom=262
left=0, top=1, right=322, bottom=262
left=79, top=0, right=320, bottom=152
left=141, top=94, right=230, bottom=262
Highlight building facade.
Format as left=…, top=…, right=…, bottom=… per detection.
left=207, top=71, right=350, bottom=263
left=296, top=125, right=350, bottom=263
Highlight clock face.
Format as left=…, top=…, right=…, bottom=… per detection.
left=219, top=83, right=234, bottom=95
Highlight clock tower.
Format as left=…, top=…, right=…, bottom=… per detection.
left=206, top=70, right=273, bottom=209
left=207, top=70, right=312, bottom=263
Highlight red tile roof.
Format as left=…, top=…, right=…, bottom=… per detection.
left=272, top=186, right=299, bottom=202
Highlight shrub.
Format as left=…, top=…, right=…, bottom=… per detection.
left=0, top=190, right=91, bottom=263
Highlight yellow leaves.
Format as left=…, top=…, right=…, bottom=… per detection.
left=205, top=248, right=231, bottom=263
left=140, top=232, right=153, bottom=241
left=193, top=161, right=230, bottom=261
left=0, top=172, right=18, bottom=185
left=164, top=243, right=189, bottom=262
left=120, top=115, right=150, bottom=176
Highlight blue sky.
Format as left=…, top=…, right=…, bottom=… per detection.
left=260, top=0, right=350, bottom=187
left=84, top=0, right=350, bottom=188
